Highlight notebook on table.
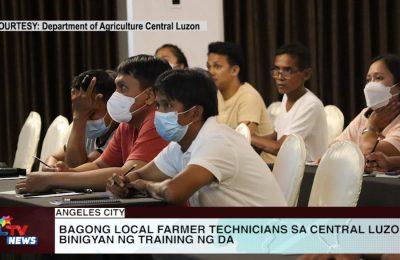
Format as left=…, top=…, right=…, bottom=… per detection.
left=0, top=168, right=26, bottom=178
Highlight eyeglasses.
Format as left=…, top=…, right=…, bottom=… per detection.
left=270, top=68, right=301, bottom=79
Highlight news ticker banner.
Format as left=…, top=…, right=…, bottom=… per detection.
left=1, top=207, right=400, bottom=254
left=0, top=21, right=207, bottom=32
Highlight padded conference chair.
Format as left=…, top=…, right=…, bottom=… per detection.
left=235, top=123, right=251, bottom=143
left=308, top=141, right=364, bottom=207
left=267, top=101, right=282, bottom=125
left=272, top=134, right=306, bottom=206
left=12, top=111, right=42, bottom=171
left=39, top=115, right=70, bottom=170
left=324, top=105, right=344, bottom=144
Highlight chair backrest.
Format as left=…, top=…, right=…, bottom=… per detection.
left=272, top=134, right=306, bottom=206
left=39, top=116, right=70, bottom=170
left=308, top=141, right=364, bottom=207
left=13, top=112, right=42, bottom=170
left=267, top=101, right=282, bottom=125
left=235, top=123, right=251, bottom=143
left=324, top=105, right=344, bottom=144
left=62, top=122, right=74, bottom=146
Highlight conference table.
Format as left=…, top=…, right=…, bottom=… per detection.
left=1, top=166, right=400, bottom=206
left=0, top=178, right=165, bottom=207
left=296, top=165, right=400, bottom=206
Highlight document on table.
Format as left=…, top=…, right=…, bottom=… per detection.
left=0, top=190, right=17, bottom=195
left=0, top=176, right=26, bottom=180
left=363, top=171, right=400, bottom=178
left=0, top=190, right=82, bottom=198
left=16, top=191, right=82, bottom=198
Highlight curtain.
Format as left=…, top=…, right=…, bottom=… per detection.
left=224, top=0, right=400, bottom=123
left=0, top=0, right=120, bottom=165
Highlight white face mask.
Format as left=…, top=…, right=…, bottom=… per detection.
left=364, top=82, right=399, bottom=110
left=106, top=89, right=148, bottom=123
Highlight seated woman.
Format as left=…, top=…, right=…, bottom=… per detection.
left=336, top=54, right=400, bottom=157
left=155, top=43, right=189, bottom=69
left=45, top=69, right=118, bottom=168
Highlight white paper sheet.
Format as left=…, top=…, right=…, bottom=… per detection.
left=15, top=192, right=82, bottom=198
left=0, top=176, right=26, bottom=180
left=0, top=190, right=16, bottom=195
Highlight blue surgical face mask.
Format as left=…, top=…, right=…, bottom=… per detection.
left=154, top=107, right=195, bottom=142
left=86, top=117, right=110, bottom=139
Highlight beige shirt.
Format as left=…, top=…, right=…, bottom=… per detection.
left=336, top=108, right=400, bottom=152
left=217, top=82, right=273, bottom=136
left=217, top=83, right=275, bottom=163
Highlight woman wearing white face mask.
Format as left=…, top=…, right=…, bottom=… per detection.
left=336, top=54, right=400, bottom=160
left=44, top=70, right=118, bottom=169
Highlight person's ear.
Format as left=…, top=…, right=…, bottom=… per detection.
left=94, top=93, right=103, bottom=101
left=93, top=93, right=104, bottom=108
left=191, top=106, right=204, bottom=122
left=303, top=68, right=312, bottom=81
left=231, top=65, right=240, bottom=77
left=145, top=89, right=156, bottom=105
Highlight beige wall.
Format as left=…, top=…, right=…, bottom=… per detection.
left=119, top=0, right=224, bottom=68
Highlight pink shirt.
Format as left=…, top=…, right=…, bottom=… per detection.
left=336, top=108, right=400, bottom=152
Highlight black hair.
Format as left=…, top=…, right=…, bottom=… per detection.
left=156, top=44, right=189, bottom=68
left=275, top=43, right=311, bottom=70
left=154, top=69, right=218, bottom=122
left=71, top=69, right=116, bottom=101
left=371, top=54, right=400, bottom=84
left=116, top=55, right=172, bottom=90
left=208, top=41, right=244, bottom=82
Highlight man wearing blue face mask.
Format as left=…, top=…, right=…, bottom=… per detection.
left=44, top=69, right=118, bottom=168
left=16, top=56, right=170, bottom=194
left=107, top=69, right=287, bottom=206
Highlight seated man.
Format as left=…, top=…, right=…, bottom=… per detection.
left=207, top=41, right=274, bottom=162
left=45, top=69, right=118, bottom=168
left=251, top=43, right=328, bottom=162
left=107, top=69, right=287, bottom=207
left=16, top=55, right=170, bottom=193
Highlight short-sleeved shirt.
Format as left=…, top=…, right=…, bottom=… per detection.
left=63, top=123, right=113, bottom=155
left=336, top=108, right=400, bottom=152
left=274, top=88, right=328, bottom=162
left=101, top=107, right=169, bottom=167
left=217, top=82, right=273, bottom=136
left=154, top=117, right=287, bottom=207
left=85, top=132, right=114, bottom=155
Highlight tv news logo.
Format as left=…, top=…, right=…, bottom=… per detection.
left=0, top=215, right=38, bottom=245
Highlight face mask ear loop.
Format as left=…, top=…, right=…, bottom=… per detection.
left=177, top=106, right=197, bottom=127
left=130, top=103, right=148, bottom=115
left=129, top=88, right=151, bottom=115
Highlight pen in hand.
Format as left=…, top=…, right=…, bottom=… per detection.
left=371, top=139, right=379, bottom=153
left=365, top=139, right=380, bottom=172
left=123, top=164, right=138, bottom=176
left=32, top=155, right=51, bottom=168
